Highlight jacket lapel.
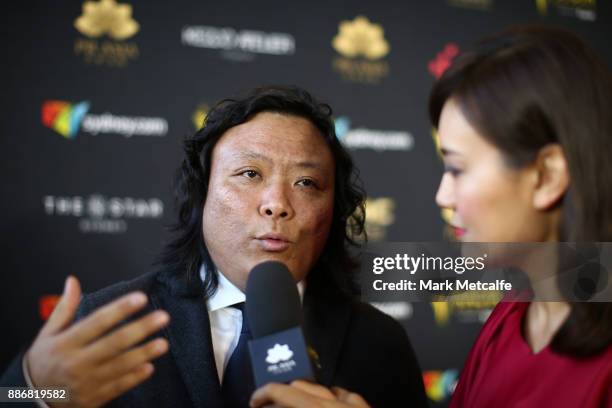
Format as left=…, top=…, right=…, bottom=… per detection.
left=153, top=270, right=223, bottom=408
left=302, top=287, right=353, bottom=386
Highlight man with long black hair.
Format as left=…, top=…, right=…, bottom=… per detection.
left=1, top=85, right=427, bottom=407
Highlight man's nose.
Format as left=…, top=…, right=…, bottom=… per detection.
left=435, top=173, right=455, bottom=210
left=259, top=183, right=295, bottom=220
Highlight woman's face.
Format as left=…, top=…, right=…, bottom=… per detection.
left=435, top=98, right=556, bottom=243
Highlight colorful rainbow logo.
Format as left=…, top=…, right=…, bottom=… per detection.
left=41, top=100, right=90, bottom=139
left=423, top=369, right=458, bottom=402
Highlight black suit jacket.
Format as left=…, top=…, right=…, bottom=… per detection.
left=1, top=269, right=427, bottom=407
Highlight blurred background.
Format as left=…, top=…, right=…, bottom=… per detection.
left=1, top=0, right=610, bottom=405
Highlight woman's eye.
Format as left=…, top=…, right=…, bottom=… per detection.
left=444, top=165, right=462, bottom=177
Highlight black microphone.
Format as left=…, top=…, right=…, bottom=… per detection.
left=245, top=261, right=315, bottom=387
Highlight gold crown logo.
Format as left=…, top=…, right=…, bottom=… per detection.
left=365, top=198, right=395, bottom=226
left=192, top=104, right=209, bottom=130
left=536, top=0, right=548, bottom=14
left=431, top=128, right=442, bottom=157
left=74, top=0, right=139, bottom=40
left=431, top=302, right=451, bottom=326
left=332, top=16, right=390, bottom=60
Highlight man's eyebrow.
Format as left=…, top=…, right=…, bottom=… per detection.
left=235, top=151, right=272, bottom=162
left=234, top=151, right=326, bottom=170
left=295, top=161, right=325, bottom=170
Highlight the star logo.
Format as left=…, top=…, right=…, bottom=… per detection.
left=332, top=16, right=389, bottom=60
left=74, top=0, right=139, bottom=40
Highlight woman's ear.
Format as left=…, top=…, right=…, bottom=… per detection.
left=533, top=144, right=569, bottom=210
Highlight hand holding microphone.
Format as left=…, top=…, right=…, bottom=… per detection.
left=250, top=380, right=370, bottom=408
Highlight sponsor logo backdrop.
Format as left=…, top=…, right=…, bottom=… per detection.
left=1, top=1, right=610, bottom=405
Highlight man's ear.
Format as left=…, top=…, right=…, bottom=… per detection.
left=532, top=144, right=569, bottom=210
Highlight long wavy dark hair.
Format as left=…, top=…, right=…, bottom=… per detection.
left=429, top=25, right=612, bottom=357
left=156, top=85, right=366, bottom=299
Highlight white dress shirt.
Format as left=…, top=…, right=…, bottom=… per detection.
left=202, top=265, right=247, bottom=383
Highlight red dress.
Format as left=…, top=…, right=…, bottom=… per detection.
left=450, top=302, right=612, bottom=408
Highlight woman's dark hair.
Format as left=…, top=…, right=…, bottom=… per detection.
left=429, top=25, right=612, bottom=357
left=156, top=85, right=365, bottom=299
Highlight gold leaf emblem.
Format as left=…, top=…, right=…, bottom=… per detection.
left=192, top=104, right=209, bottom=130
left=536, top=0, right=548, bottom=14
left=74, top=0, right=139, bottom=40
left=332, top=16, right=390, bottom=60
left=365, top=198, right=395, bottom=227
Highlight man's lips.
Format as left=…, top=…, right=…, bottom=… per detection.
left=255, top=233, right=292, bottom=252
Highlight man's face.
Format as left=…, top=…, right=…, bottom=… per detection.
left=202, top=111, right=336, bottom=291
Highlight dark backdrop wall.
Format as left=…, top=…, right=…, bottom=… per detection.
left=1, top=0, right=610, bottom=405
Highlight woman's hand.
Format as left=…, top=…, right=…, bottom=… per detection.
left=250, top=380, right=370, bottom=408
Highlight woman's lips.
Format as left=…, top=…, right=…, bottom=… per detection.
left=450, top=225, right=466, bottom=239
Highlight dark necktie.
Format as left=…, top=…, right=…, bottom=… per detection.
left=221, top=302, right=255, bottom=408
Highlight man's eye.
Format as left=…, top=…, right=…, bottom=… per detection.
left=241, top=170, right=259, bottom=179
left=296, top=179, right=316, bottom=188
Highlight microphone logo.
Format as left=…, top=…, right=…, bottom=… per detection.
left=265, top=343, right=297, bottom=375
left=266, top=344, right=294, bottom=364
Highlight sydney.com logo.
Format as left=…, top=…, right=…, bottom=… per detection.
left=335, top=116, right=414, bottom=152
left=41, top=100, right=168, bottom=139
left=423, top=369, right=458, bottom=402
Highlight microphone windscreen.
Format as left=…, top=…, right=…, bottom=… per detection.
left=246, top=261, right=302, bottom=338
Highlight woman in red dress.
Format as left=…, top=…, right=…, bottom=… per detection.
left=252, top=24, right=612, bottom=408
left=430, top=25, right=612, bottom=408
